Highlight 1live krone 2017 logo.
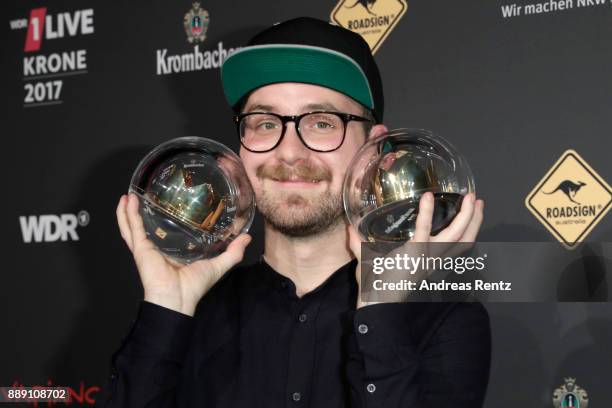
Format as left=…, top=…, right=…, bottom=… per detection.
left=9, top=7, right=94, bottom=108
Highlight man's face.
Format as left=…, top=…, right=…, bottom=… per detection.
left=239, top=82, right=378, bottom=237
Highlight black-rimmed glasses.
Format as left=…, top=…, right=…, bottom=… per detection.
left=234, top=111, right=373, bottom=153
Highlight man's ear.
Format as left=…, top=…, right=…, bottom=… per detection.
left=367, top=124, right=388, bottom=140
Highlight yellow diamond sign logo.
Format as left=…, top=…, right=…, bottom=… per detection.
left=331, top=0, right=408, bottom=54
left=525, top=149, right=611, bottom=249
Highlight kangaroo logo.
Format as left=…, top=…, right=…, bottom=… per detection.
left=525, top=149, right=611, bottom=249
left=331, top=0, right=407, bottom=54
left=345, top=0, right=378, bottom=15
left=543, top=180, right=586, bottom=204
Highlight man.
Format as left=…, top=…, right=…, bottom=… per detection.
left=103, top=17, right=490, bottom=408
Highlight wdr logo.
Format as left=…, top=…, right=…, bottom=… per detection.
left=19, top=211, right=90, bottom=243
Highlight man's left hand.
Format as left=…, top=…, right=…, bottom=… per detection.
left=347, top=192, right=485, bottom=308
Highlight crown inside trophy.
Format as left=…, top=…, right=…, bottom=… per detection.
left=129, top=137, right=255, bottom=263
left=343, top=128, right=475, bottom=242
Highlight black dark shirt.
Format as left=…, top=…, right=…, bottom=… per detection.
left=99, top=258, right=490, bottom=407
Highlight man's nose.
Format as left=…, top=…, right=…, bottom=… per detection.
left=274, top=122, right=311, bottom=164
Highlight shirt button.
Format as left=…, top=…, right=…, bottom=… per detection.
left=298, top=313, right=308, bottom=323
left=292, top=392, right=301, bottom=402
left=358, top=324, right=369, bottom=334
left=367, top=383, right=376, bottom=393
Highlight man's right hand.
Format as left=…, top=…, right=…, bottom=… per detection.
left=116, top=193, right=252, bottom=316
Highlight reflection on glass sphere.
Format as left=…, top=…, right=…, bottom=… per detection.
left=129, top=136, right=255, bottom=263
left=343, top=129, right=475, bottom=242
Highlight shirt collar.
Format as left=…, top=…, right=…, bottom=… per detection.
left=259, top=256, right=358, bottom=299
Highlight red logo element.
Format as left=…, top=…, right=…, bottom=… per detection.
left=8, top=380, right=100, bottom=407
left=25, top=8, right=47, bottom=52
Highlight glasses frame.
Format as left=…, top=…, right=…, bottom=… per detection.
left=234, top=110, right=373, bottom=153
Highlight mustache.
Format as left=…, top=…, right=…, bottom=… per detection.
left=256, top=162, right=332, bottom=182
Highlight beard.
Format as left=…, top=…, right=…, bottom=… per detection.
left=255, top=161, right=345, bottom=237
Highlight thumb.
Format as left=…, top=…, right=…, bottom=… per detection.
left=209, top=234, right=252, bottom=276
left=347, top=224, right=362, bottom=261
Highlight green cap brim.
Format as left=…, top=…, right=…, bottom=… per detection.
left=221, top=44, right=374, bottom=111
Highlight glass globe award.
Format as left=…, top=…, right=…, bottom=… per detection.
left=343, top=129, right=475, bottom=242
left=129, top=137, right=255, bottom=263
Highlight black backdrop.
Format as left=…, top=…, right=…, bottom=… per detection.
left=2, top=0, right=611, bottom=406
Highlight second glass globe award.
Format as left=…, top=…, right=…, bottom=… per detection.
left=343, top=129, right=475, bottom=242
left=129, top=137, right=255, bottom=264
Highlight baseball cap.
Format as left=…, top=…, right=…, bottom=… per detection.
left=221, top=17, right=384, bottom=123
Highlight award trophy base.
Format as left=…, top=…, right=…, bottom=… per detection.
left=136, top=193, right=228, bottom=264
left=358, top=192, right=464, bottom=242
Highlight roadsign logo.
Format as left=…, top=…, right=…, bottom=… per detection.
left=331, top=0, right=407, bottom=53
left=526, top=149, right=611, bottom=249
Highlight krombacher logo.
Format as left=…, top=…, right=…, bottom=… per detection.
left=526, top=149, right=611, bottom=249
left=330, top=0, right=407, bottom=53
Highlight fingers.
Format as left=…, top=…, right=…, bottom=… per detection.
left=412, top=192, right=434, bottom=242
left=347, top=224, right=362, bottom=260
left=208, top=234, right=252, bottom=277
left=433, top=193, right=476, bottom=242
left=460, top=199, right=484, bottom=242
left=116, top=195, right=133, bottom=252
left=125, top=193, right=152, bottom=252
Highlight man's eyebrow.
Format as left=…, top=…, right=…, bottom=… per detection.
left=243, top=102, right=342, bottom=113
left=243, top=103, right=275, bottom=113
left=303, top=102, right=340, bottom=112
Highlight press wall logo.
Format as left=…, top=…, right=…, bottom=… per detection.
left=526, top=150, right=611, bottom=249
left=8, top=8, right=95, bottom=108
left=156, top=2, right=238, bottom=75
left=330, top=0, right=407, bottom=53
left=552, top=377, right=588, bottom=408
left=184, top=2, right=209, bottom=43
left=19, top=211, right=90, bottom=243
